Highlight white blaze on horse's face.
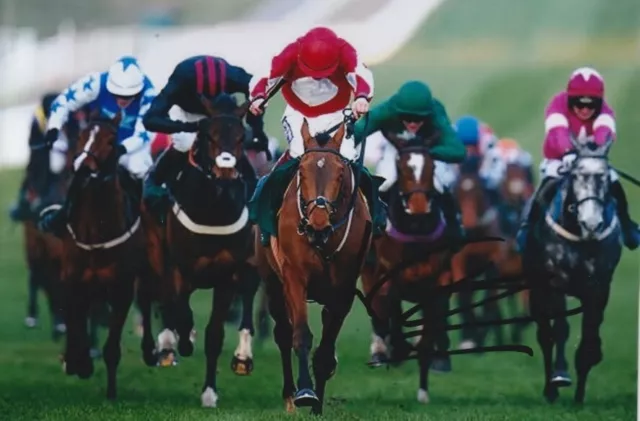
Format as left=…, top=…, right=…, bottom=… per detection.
left=215, top=151, right=237, bottom=169
left=74, top=125, right=99, bottom=172
left=573, top=157, right=609, bottom=235
left=407, top=153, right=425, bottom=182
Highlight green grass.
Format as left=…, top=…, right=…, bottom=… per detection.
left=1, top=0, right=639, bottom=419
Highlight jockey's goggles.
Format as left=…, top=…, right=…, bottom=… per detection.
left=399, top=113, right=427, bottom=123
left=115, top=93, right=139, bottom=101
left=568, top=96, right=601, bottom=110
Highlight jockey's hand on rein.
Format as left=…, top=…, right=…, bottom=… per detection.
left=44, top=128, right=59, bottom=149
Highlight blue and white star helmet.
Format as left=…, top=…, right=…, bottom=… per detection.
left=106, top=56, right=145, bottom=96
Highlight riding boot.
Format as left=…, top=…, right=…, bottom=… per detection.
left=9, top=179, right=31, bottom=222
left=515, top=176, right=558, bottom=252
left=357, top=167, right=387, bottom=238
left=439, top=190, right=466, bottom=251
left=611, top=180, right=640, bottom=250
left=143, top=146, right=187, bottom=218
left=38, top=170, right=87, bottom=237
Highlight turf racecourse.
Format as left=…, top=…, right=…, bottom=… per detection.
left=0, top=0, right=638, bottom=419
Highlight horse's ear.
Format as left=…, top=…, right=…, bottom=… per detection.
left=199, top=94, right=217, bottom=117
left=301, top=118, right=316, bottom=149
left=328, top=122, right=346, bottom=150
left=235, top=101, right=250, bottom=119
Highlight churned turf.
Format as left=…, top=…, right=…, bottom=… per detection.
left=0, top=0, right=638, bottom=419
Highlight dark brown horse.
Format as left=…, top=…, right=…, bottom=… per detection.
left=360, top=132, right=458, bottom=404
left=255, top=120, right=372, bottom=415
left=57, top=113, right=154, bottom=400
left=450, top=156, right=509, bottom=349
left=142, top=94, right=261, bottom=407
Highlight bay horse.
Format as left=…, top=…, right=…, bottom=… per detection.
left=450, top=156, right=509, bottom=349
left=360, top=131, right=459, bottom=404
left=143, top=94, right=261, bottom=407
left=523, top=138, right=622, bottom=403
left=254, top=119, right=372, bottom=415
left=497, top=158, right=535, bottom=343
left=55, top=112, right=155, bottom=400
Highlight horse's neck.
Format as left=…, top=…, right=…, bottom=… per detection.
left=71, top=178, right=129, bottom=237
left=176, top=168, right=246, bottom=220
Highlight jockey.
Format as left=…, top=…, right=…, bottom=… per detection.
left=496, top=137, right=534, bottom=186
left=454, top=115, right=505, bottom=205
left=517, top=66, right=640, bottom=251
left=142, top=55, right=271, bottom=216
left=248, top=26, right=385, bottom=245
left=355, top=80, right=467, bottom=244
left=38, top=56, right=156, bottom=236
left=8, top=92, right=59, bottom=222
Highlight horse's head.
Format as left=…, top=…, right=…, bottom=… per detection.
left=297, top=119, right=350, bottom=245
left=501, top=162, right=533, bottom=207
left=74, top=110, right=121, bottom=178
left=454, top=156, right=491, bottom=228
left=565, top=137, right=614, bottom=238
left=386, top=131, right=437, bottom=215
left=192, top=94, right=248, bottom=180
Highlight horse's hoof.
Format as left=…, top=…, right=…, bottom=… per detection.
left=294, top=388, right=319, bottom=408
left=143, top=350, right=158, bottom=367
left=458, top=339, right=477, bottom=350
left=201, top=387, right=218, bottom=408
left=178, top=339, right=194, bottom=357
left=284, top=396, right=296, bottom=413
left=544, top=386, right=559, bottom=403
left=76, top=358, right=94, bottom=379
left=550, top=371, right=572, bottom=387
left=430, top=357, right=452, bottom=373
left=368, top=352, right=387, bottom=368
left=231, top=356, right=253, bottom=376
left=157, top=349, right=178, bottom=367
left=24, top=317, right=37, bottom=328
left=417, top=388, right=430, bottom=404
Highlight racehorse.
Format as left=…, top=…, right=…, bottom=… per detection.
left=55, top=112, right=153, bottom=400
left=497, top=160, right=535, bottom=343
left=142, top=94, right=261, bottom=407
left=254, top=118, right=372, bottom=415
left=360, top=131, right=458, bottom=404
left=523, top=138, right=622, bottom=404
left=450, top=156, right=508, bottom=349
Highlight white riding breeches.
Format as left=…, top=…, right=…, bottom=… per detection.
left=169, top=106, right=207, bottom=153
left=374, top=142, right=458, bottom=193
left=540, top=158, right=619, bottom=181
left=281, top=105, right=361, bottom=160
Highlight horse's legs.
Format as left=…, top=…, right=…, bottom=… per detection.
left=63, top=283, right=93, bottom=379
left=256, top=285, right=271, bottom=345
left=175, top=290, right=195, bottom=358
left=417, top=294, right=447, bottom=404
left=40, top=267, right=66, bottom=342
left=281, top=268, right=315, bottom=408
left=368, top=279, right=392, bottom=367
left=550, top=296, right=571, bottom=387
left=574, top=288, right=609, bottom=404
left=201, top=284, right=235, bottom=408
left=103, top=279, right=134, bottom=400
left=231, top=266, right=260, bottom=376
left=137, top=271, right=159, bottom=367
left=312, top=296, right=355, bottom=415
left=456, top=289, right=479, bottom=349
left=431, top=296, right=452, bottom=373
left=531, top=287, right=559, bottom=403
left=25, top=266, right=40, bottom=327
left=265, top=273, right=296, bottom=412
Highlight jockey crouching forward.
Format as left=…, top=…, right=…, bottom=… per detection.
left=142, top=55, right=270, bottom=220
left=454, top=115, right=505, bottom=207
left=516, top=66, right=640, bottom=251
left=39, top=57, right=157, bottom=236
left=247, top=26, right=386, bottom=246
left=356, top=80, right=467, bottom=245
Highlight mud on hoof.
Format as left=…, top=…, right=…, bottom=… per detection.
left=231, top=356, right=253, bottom=376
left=294, top=388, right=319, bottom=408
left=550, top=370, right=572, bottom=387
left=157, top=349, right=179, bottom=367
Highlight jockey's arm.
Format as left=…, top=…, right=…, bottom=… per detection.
left=340, top=43, right=374, bottom=102
left=120, top=82, right=157, bottom=154
left=593, top=101, right=616, bottom=145
left=249, top=43, right=297, bottom=102
left=225, top=63, right=267, bottom=142
left=428, top=99, right=466, bottom=163
left=47, top=72, right=101, bottom=150
left=143, top=64, right=197, bottom=134
left=543, top=94, right=572, bottom=160
left=353, top=100, right=393, bottom=145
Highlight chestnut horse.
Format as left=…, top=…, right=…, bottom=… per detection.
left=360, top=132, right=458, bottom=404
left=450, top=156, right=509, bottom=349
left=255, top=119, right=372, bottom=415
left=497, top=160, right=535, bottom=343
left=56, top=113, right=154, bottom=400
left=143, top=94, right=261, bottom=407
